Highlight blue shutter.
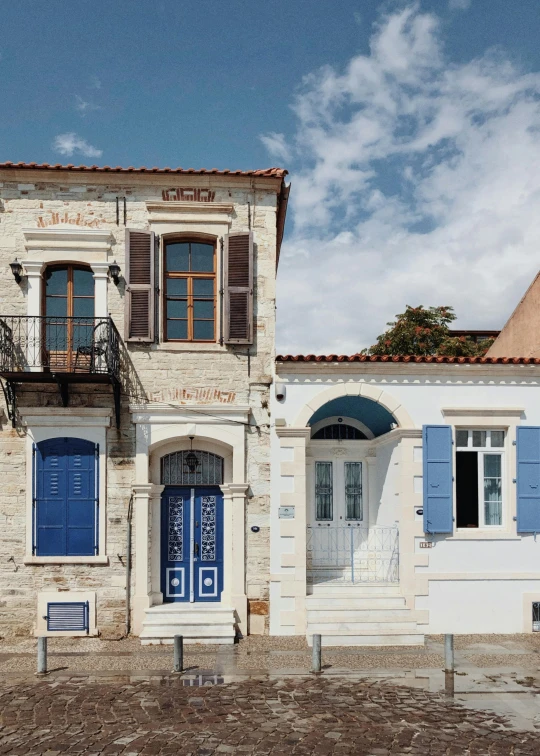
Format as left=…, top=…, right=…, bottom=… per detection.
left=516, top=426, right=540, bottom=533
left=36, top=438, right=97, bottom=556
left=423, top=425, right=453, bottom=534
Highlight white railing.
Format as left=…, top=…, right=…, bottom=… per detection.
left=306, top=524, right=399, bottom=583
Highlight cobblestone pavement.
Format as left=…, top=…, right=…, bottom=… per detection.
left=0, top=675, right=538, bottom=755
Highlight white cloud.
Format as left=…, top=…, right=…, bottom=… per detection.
left=52, top=132, right=103, bottom=158
left=448, top=0, right=471, bottom=10
left=75, top=95, right=101, bottom=115
left=259, top=132, right=292, bottom=162
left=89, top=76, right=102, bottom=90
left=276, top=5, right=540, bottom=355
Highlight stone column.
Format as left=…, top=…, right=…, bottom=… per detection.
left=150, top=484, right=165, bottom=604
left=21, top=260, right=44, bottom=370
left=274, top=428, right=311, bottom=635
left=132, top=483, right=161, bottom=634
left=90, top=262, right=110, bottom=318
left=221, top=482, right=249, bottom=637
left=366, top=455, right=377, bottom=527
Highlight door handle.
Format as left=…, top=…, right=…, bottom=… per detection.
left=194, top=542, right=200, bottom=556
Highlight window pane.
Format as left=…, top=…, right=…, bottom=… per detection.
left=73, top=268, right=94, bottom=297
left=45, top=268, right=67, bottom=296
left=345, top=462, right=363, bottom=520
left=167, top=320, right=188, bottom=340
left=490, top=430, right=505, bottom=448
left=484, top=453, right=501, bottom=477
left=167, top=299, right=188, bottom=319
left=193, top=278, right=214, bottom=296
left=484, top=453, right=502, bottom=526
left=456, top=430, right=469, bottom=447
left=194, top=300, right=214, bottom=319
left=472, top=430, right=487, bottom=447
left=45, top=297, right=67, bottom=318
left=315, top=462, right=333, bottom=520
left=193, top=320, right=214, bottom=340
left=166, top=243, right=189, bottom=272
left=73, top=298, right=94, bottom=318
left=167, top=278, right=187, bottom=296
left=191, top=243, right=214, bottom=272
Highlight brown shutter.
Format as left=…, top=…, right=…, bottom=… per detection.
left=224, top=231, right=253, bottom=344
left=125, top=229, right=155, bottom=342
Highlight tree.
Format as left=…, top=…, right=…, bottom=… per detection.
left=362, top=305, right=494, bottom=357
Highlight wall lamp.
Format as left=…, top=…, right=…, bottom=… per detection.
left=108, top=261, right=121, bottom=285
left=9, top=259, right=23, bottom=284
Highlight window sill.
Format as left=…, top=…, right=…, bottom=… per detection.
left=24, top=555, right=110, bottom=565
left=151, top=342, right=226, bottom=352
left=448, top=530, right=520, bottom=541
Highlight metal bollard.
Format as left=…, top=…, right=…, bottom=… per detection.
left=37, top=636, right=47, bottom=675
left=173, top=634, right=184, bottom=673
left=311, top=634, right=322, bottom=673
left=444, top=633, right=454, bottom=698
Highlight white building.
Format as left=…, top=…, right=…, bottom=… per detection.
left=270, top=354, right=540, bottom=644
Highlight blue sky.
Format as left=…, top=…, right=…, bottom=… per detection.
left=2, top=1, right=540, bottom=352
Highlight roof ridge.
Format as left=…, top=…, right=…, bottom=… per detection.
left=275, top=354, right=540, bottom=365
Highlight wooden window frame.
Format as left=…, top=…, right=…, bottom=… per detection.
left=163, top=237, right=217, bottom=343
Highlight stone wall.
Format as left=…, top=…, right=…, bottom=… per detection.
left=0, top=169, right=280, bottom=636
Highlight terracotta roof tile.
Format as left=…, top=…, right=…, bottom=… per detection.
left=0, top=161, right=287, bottom=178
left=276, top=354, right=540, bottom=365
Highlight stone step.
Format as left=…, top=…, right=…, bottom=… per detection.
left=140, top=604, right=236, bottom=645
left=307, top=583, right=401, bottom=596
left=307, top=620, right=418, bottom=634
left=307, top=633, right=424, bottom=647
left=306, top=609, right=416, bottom=623
left=306, top=596, right=406, bottom=610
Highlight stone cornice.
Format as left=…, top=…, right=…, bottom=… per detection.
left=20, top=407, right=112, bottom=427
left=130, top=404, right=251, bottom=425
left=275, top=427, right=311, bottom=439
left=23, top=226, right=112, bottom=253
left=146, top=201, right=234, bottom=224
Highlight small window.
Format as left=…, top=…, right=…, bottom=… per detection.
left=456, top=429, right=505, bottom=528
left=164, top=239, right=216, bottom=342
left=315, top=461, right=333, bottom=520
left=533, top=603, right=540, bottom=632
left=345, top=462, right=363, bottom=520
left=312, top=424, right=366, bottom=440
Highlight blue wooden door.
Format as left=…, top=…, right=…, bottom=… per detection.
left=35, top=437, right=97, bottom=556
left=161, top=486, right=223, bottom=603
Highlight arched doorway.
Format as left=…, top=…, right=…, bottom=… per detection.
left=306, top=397, right=399, bottom=585
left=160, top=448, right=225, bottom=603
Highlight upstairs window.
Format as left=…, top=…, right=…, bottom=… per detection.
left=312, top=424, right=366, bottom=440
left=165, top=240, right=216, bottom=342
left=455, top=429, right=505, bottom=528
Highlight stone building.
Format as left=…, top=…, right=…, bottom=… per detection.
left=0, top=162, right=289, bottom=642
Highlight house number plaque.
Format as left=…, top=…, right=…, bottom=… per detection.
left=419, top=541, right=433, bottom=549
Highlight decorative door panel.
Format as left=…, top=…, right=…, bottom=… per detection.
left=161, top=486, right=223, bottom=603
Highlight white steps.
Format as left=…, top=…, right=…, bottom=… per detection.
left=306, top=585, right=424, bottom=647
left=140, top=604, right=236, bottom=645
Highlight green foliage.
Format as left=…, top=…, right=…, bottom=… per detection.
left=362, top=306, right=494, bottom=357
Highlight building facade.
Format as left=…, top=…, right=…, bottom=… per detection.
left=270, top=355, right=540, bottom=644
left=0, top=162, right=288, bottom=642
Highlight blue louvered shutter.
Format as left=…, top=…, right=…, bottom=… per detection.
left=36, top=438, right=97, bottom=556
left=516, top=426, right=540, bottom=533
left=423, top=425, right=453, bottom=534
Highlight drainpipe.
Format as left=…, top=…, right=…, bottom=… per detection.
left=126, top=494, right=133, bottom=636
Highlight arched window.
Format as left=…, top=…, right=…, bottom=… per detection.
left=311, top=424, right=367, bottom=440
left=161, top=450, right=224, bottom=486
left=164, top=239, right=216, bottom=342
left=43, top=264, right=95, bottom=370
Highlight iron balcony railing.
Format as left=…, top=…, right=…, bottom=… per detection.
left=307, top=524, right=399, bottom=584
left=0, top=315, right=121, bottom=383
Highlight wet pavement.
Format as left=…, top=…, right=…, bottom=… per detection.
left=1, top=635, right=540, bottom=752
left=1, top=673, right=539, bottom=755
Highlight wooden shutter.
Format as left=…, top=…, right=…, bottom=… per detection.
left=125, top=229, right=155, bottom=342
left=224, top=231, right=253, bottom=344
left=423, top=425, right=454, bottom=534
left=516, top=426, right=540, bottom=533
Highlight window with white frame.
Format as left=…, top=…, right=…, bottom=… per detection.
left=455, top=429, right=505, bottom=528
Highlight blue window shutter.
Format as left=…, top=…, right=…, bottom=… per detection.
left=516, top=426, right=540, bottom=533
left=36, top=438, right=97, bottom=556
left=423, top=425, right=453, bottom=534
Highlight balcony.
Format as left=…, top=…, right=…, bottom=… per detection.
left=0, top=316, right=122, bottom=427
